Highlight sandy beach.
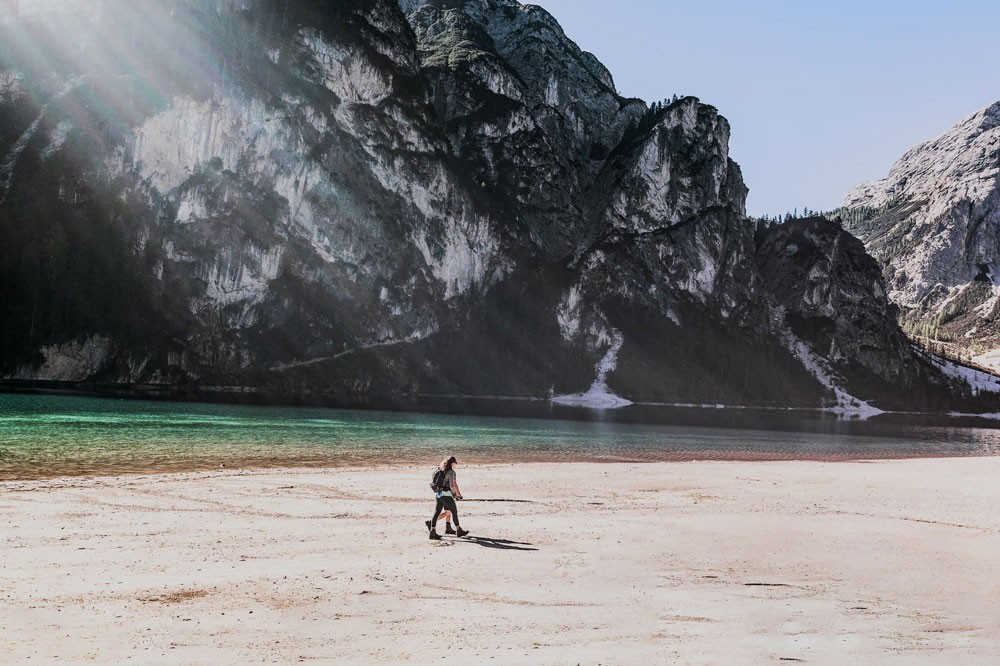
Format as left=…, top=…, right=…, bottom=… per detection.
left=2, top=458, right=999, bottom=664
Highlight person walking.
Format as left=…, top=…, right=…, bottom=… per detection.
left=428, top=456, right=469, bottom=540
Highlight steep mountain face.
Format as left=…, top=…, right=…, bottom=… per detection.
left=0, top=0, right=962, bottom=410
left=841, top=102, right=1000, bottom=370
left=1, top=0, right=504, bottom=385
left=402, top=0, right=637, bottom=258
left=755, top=217, right=939, bottom=409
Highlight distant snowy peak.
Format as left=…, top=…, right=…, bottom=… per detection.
left=845, top=101, right=1000, bottom=210
left=841, top=101, right=1000, bottom=371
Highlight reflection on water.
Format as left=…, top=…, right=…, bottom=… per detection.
left=2, top=393, right=1000, bottom=480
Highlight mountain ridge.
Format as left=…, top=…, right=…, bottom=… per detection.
left=0, top=0, right=977, bottom=412
left=840, top=100, right=1000, bottom=373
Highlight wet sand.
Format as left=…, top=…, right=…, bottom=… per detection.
left=2, top=458, right=999, bottom=664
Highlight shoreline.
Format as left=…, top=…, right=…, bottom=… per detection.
left=3, top=459, right=999, bottom=663
left=2, top=448, right=995, bottom=483
left=7, top=381, right=1000, bottom=420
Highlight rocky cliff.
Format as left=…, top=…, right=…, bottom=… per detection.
left=755, top=216, right=939, bottom=409
left=0, top=0, right=968, bottom=411
left=840, top=102, right=1000, bottom=372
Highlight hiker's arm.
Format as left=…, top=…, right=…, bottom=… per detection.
left=451, top=477, right=463, bottom=500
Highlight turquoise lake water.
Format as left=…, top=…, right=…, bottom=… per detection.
left=2, top=393, right=1000, bottom=480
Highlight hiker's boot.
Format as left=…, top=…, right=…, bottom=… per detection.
left=455, top=528, right=469, bottom=537
left=444, top=525, right=457, bottom=535
left=424, top=520, right=433, bottom=531
left=429, top=529, right=442, bottom=540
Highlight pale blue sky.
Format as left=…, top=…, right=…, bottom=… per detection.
left=531, top=0, right=1000, bottom=216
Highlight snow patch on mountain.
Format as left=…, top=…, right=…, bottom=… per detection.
left=782, top=331, right=884, bottom=418
left=918, top=350, right=1000, bottom=396
left=971, top=349, right=1000, bottom=374
left=552, top=330, right=633, bottom=408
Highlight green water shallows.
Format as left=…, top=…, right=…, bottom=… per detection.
left=2, top=394, right=1000, bottom=480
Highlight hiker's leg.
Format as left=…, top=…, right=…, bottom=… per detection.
left=438, top=509, right=451, bottom=524
left=430, top=498, right=446, bottom=527
left=441, top=496, right=459, bottom=527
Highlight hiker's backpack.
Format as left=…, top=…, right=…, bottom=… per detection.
left=430, top=468, right=448, bottom=493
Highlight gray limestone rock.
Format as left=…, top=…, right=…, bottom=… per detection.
left=0, top=0, right=966, bottom=409
left=842, top=102, right=1000, bottom=370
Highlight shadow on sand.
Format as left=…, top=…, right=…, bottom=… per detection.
left=456, top=535, right=538, bottom=551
